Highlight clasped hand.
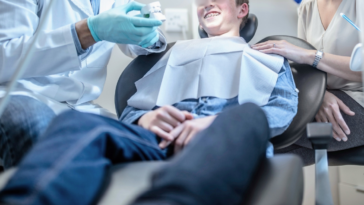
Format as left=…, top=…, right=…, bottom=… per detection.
left=138, top=106, right=216, bottom=153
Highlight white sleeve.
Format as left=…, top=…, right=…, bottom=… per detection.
left=0, top=0, right=80, bottom=84
left=118, top=29, right=167, bottom=58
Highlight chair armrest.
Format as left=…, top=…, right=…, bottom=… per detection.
left=245, top=154, right=304, bottom=205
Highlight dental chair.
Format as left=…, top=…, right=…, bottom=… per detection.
left=0, top=14, right=347, bottom=205
left=107, top=14, right=326, bottom=205
left=110, top=18, right=364, bottom=204
left=258, top=36, right=364, bottom=167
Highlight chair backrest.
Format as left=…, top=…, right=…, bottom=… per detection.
left=115, top=43, right=175, bottom=117
left=257, top=36, right=327, bottom=149
left=114, top=36, right=326, bottom=150
left=198, top=14, right=258, bottom=43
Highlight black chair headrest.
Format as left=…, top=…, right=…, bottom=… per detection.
left=198, top=14, right=258, bottom=43
left=257, top=35, right=316, bottom=50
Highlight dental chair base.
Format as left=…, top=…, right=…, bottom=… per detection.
left=0, top=155, right=303, bottom=205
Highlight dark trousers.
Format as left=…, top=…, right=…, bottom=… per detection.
left=0, top=96, right=55, bottom=169
left=276, top=90, right=364, bottom=165
left=0, top=103, right=269, bottom=205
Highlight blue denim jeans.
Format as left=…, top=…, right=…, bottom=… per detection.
left=0, top=96, right=55, bottom=169
left=0, top=103, right=269, bottom=205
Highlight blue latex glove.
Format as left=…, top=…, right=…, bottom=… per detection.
left=87, top=1, right=162, bottom=48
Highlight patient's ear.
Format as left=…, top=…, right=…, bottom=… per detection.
left=237, top=3, right=249, bottom=19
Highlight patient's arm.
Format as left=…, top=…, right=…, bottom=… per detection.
left=261, top=60, right=299, bottom=138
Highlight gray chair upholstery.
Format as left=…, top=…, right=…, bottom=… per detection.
left=257, top=36, right=326, bottom=149
left=0, top=155, right=304, bottom=205
left=243, top=155, right=304, bottom=205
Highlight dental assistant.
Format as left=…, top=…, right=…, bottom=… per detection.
left=253, top=0, right=364, bottom=165
left=0, top=0, right=166, bottom=169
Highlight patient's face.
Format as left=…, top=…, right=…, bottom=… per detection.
left=195, top=0, right=248, bottom=37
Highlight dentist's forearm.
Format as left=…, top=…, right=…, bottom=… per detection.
left=304, top=50, right=362, bottom=82
left=75, top=19, right=96, bottom=50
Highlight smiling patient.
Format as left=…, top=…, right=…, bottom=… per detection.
left=120, top=0, right=298, bottom=154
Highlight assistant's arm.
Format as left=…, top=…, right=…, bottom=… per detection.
left=0, top=0, right=81, bottom=84
left=307, top=53, right=360, bottom=81
left=253, top=4, right=362, bottom=82
left=261, top=60, right=299, bottom=137
left=298, top=8, right=360, bottom=82
left=297, top=4, right=362, bottom=82
left=252, top=43, right=360, bottom=82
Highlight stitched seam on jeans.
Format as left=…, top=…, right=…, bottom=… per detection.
left=24, top=126, right=161, bottom=205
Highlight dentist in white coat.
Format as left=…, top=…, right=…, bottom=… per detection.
left=0, top=0, right=167, bottom=170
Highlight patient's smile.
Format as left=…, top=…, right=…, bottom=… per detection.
left=204, top=11, right=221, bottom=19
left=196, top=0, right=251, bottom=38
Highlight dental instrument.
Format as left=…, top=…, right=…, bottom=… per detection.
left=141, top=2, right=166, bottom=22
left=340, top=13, right=361, bottom=32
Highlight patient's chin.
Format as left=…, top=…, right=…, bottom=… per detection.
left=204, top=27, right=222, bottom=36
left=205, top=29, right=228, bottom=37
left=207, top=33, right=222, bottom=37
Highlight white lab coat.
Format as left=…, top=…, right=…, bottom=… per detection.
left=0, top=0, right=166, bottom=118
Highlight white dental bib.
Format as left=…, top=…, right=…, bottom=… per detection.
left=128, top=37, right=285, bottom=110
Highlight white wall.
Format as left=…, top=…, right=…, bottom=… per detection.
left=249, top=0, right=298, bottom=44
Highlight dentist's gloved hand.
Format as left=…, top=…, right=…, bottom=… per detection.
left=87, top=1, right=162, bottom=48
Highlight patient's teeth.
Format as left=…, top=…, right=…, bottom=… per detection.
left=205, top=13, right=220, bottom=19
